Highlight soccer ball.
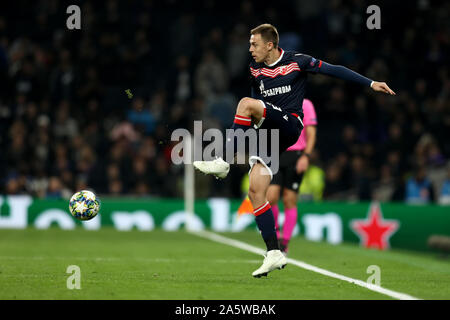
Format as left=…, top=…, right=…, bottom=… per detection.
left=69, top=190, right=100, bottom=221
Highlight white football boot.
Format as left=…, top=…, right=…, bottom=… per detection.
left=193, top=157, right=230, bottom=179
left=252, top=250, right=287, bottom=278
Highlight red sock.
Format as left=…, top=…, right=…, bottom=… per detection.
left=225, top=115, right=252, bottom=161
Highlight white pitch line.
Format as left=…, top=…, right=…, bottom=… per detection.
left=190, top=230, right=422, bottom=300
left=0, top=256, right=259, bottom=264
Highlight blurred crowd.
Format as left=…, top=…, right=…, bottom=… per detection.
left=0, top=0, right=449, bottom=203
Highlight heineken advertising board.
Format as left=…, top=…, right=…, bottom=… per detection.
left=0, top=195, right=449, bottom=252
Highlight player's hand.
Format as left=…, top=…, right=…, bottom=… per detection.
left=371, top=81, right=396, bottom=95
left=296, top=155, right=309, bottom=174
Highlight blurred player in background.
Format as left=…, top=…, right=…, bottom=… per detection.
left=267, top=98, right=317, bottom=255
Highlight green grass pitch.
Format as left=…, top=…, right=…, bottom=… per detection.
left=0, top=228, right=448, bottom=300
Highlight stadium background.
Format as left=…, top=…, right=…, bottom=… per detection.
left=0, top=0, right=449, bottom=301
left=0, top=0, right=448, bottom=203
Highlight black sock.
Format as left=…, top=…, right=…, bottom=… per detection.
left=254, top=202, right=280, bottom=251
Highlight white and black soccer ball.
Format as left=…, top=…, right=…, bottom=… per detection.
left=69, top=190, right=100, bottom=221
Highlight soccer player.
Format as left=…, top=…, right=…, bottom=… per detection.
left=266, top=98, right=317, bottom=255
left=194, top=24, right=395, bottom=278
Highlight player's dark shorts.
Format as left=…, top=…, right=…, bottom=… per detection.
left=271, top=150, right=305, bottom=192
left=255, top=100, right=304, bottom=156
left=248, top=99, right=303, bottom=179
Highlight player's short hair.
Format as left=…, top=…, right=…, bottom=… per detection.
left=251, top=24, right=279, bottom=49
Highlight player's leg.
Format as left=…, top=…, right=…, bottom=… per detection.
left=281, top=188, right=298, bottom=253
left=266, top=184, right=281, bottom=238
left=249, top=162, right=286, bottom=278
left=248, top=162, right=271, bottom=208
left=193, top=97, right=264, bottom=179
left=234, top=97, right=265, bottom=121
left=279, top=154, right=303, bottom=253
left=225, top=97, right=265, bottom=164
left=267, top=150, right=290, bottom=240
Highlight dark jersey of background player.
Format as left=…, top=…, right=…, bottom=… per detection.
left=249, top=48, right=373, bottom=117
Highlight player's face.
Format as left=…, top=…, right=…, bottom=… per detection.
left=249, top=34, right=270, bottom=63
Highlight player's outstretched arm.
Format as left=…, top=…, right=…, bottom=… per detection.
left=317, top=61, right=395, bottom=95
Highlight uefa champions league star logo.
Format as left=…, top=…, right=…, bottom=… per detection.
left=350, top=202, right=399, bottom=250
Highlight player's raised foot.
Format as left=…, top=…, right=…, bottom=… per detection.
left=193, top=157, right=230, bottom=179
left=252, top=250, right=287, bottom=278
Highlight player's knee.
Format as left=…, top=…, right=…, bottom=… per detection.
left=283, top=192, right=297, bottom=209
left=238, top=97, right=254, bottom=107
left=268, top=196, right=279, bottom=206
left=248, top=186, right=257, bottom=201
left=267, top=189, right=279, bottom=205
left=284, top=201, right=296, bottom=210
left=248, top=185, right=263, bottom=203
left=237, top=97, right=256, bottom=116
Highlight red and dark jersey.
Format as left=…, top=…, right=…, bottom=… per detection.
left=249, top=48, right=373, bottom=117
left=249, top=48, right=322, bottom=117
